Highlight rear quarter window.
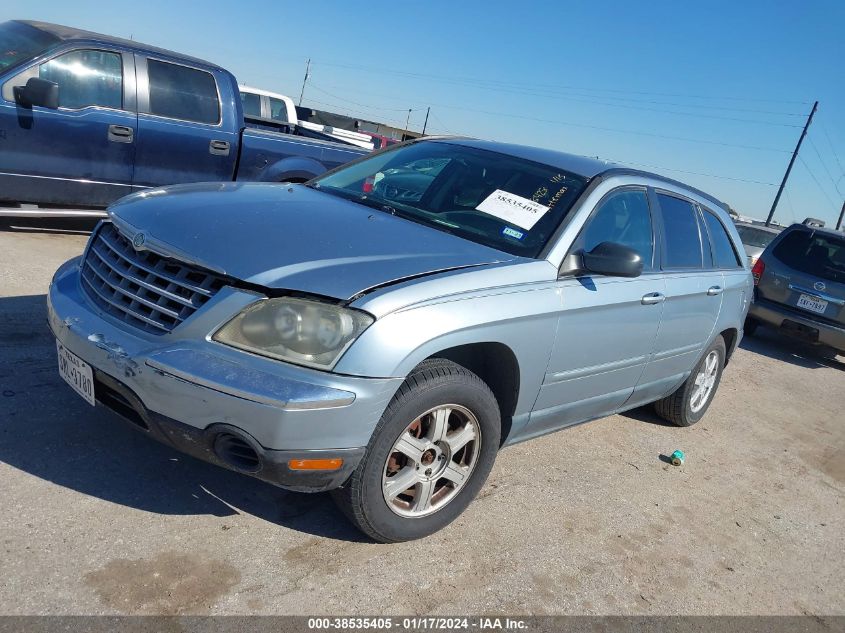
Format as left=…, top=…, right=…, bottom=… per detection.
left=703, top=211, right=743, bottom=268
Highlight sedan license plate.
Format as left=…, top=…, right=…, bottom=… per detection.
left=56, top=340, right=95, bottom=406
left=796, top=293, right=828, bottom=315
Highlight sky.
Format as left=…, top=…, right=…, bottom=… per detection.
left=3, top=0, right=844, bottom=226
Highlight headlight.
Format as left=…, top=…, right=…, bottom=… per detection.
left=212, top=297, right=374, bottom=370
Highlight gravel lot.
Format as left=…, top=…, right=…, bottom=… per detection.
left=1, top=218, right=843, bottom=616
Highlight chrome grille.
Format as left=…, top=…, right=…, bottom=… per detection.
left=80, top=223, right=227, bottom=334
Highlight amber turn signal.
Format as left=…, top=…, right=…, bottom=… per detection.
left=288, top=458, right=344, bottom=471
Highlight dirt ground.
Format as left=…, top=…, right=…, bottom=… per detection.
left=0, top=218, right=843, bottom=616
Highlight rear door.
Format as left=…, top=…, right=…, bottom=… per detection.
left=760, top=229, right=845, bottom=326
left=530, top=187, right=665, bottom=434
left=0, top=47, right=136, bottom=207
left=636, top=191, right=723, bottom=399
left=133, top=56, right=237, bottom=188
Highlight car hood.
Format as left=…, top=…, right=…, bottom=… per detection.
left=109, top=182, right=514, bottom=300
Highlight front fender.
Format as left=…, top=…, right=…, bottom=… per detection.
left=334, top=285, right=561, bottom=418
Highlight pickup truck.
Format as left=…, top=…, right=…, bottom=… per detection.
left=0, top=20, right=368, bottom=216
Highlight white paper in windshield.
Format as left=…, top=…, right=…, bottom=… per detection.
left=476, top=189, right=550, bottom=231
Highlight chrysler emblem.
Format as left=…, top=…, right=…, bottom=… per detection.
left=814, top=281, right=826, bottom=293
left=132, top=232, right=146, bottom=249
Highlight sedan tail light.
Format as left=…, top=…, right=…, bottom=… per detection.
left=751, top=258, right=765, bottom=285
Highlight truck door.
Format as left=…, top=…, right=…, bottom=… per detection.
left=0, top=48, right=136, bottom=207
left=132, top=56, right=237, bottom=188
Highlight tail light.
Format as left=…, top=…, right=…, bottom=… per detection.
left=751, top=258, right=765, bottom=285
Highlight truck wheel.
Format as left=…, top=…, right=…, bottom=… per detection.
left=332, top=359, right=500, bottom=543
left=654, top=336, right=726, bottom=427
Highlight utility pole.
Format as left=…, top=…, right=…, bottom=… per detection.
left=298, top=58, right=310, bottom=107
left=404, top=109, right=412, bottom=139
left=766, top=100, right=818, bottom=226
left=422, top=107, right=430, bottom=135
left=836, top=199, right=845, bottom=231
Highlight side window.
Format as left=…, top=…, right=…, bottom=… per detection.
left=577, top=189, right=655, bottom=270
left=655, top=193, right=703, bottom=269
left=147, top=60, right=219, bottom=124
left=36, top=49, right=122, bottom=110
left=240, top=91, right=261, bottom=118
left=268, top=96, right=289, bottom=122
left=702, top=210, right=742, bottom=268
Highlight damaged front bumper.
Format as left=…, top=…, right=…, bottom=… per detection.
left=47, top=257, right=402, bottom=492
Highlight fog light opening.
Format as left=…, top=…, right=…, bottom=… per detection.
left=214, top=433, right=262, bottom=473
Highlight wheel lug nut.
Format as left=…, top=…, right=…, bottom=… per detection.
left=425, top=468, right=432, bottom=476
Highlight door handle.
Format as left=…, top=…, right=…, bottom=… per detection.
left=209, top=139, right=230, bottom=156
left=707, top=286, right=723, bottom=296
left=108, top=124, right=133, bottom=143
left=641, top=292, right=665, bottom=305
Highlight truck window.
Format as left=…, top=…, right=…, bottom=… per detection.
left=656, top=193, right=704, bottom=269
left=2, top=48, right=122, bottom=109
left=240, top=91, right=261, bottom=118
left=268, top=96, right=289, bottom=122
left=147, top=60, right=220, bottom=124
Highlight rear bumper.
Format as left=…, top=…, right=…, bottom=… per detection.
left=749, top=297, right=845, bottom=352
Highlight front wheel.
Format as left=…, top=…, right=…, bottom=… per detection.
left=654, top=336, right=726, bottom=427
left=332, top=359, right=500, bottom=543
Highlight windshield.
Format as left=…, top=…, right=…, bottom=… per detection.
left=773, top=230, right=845, bottom=284
left=312, top=141, right=588, bottom=257
left=0, top=21, right=59, bottom=73
left=736, top=225, right=778, bottom=249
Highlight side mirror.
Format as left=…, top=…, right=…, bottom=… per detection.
left=581, top=241, right=644, bottom=278
left=13, top=77, right=59, bottom=109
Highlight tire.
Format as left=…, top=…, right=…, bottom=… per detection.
left=331, top=358, right=501, bottom=543
left=654, top=336, right=727, bottom=427
left=744, top=316, right=760, bottom=337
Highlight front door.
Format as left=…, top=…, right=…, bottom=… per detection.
left=0, top=48, right=136, bottom=207
left=528, top=187, right=665, bottom=437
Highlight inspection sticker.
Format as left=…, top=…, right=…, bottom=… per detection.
left=476, top=189, right=549, bottom=230
left=502, top=226, right=525, bottom=240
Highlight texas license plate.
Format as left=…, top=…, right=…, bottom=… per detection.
left=796, top=293, right=828, bottom=315
left=56, top=340, right=95, bottom=406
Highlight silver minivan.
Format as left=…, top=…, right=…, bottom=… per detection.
left=48, top=138, right=752, bottom=541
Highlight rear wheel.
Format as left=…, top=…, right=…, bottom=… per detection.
left=332, top=359, right=500, bottom=543
left=654, top=336, right=726, bottom=427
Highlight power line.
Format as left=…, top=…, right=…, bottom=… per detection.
left=601, top=158, right=778, bottom=186
left=798, top=155, right=839, bottom=213
left=307, top=83, right=420, bottom=113
left=308, top=68, right=802, bottom=128
left=807, top=134, right=843, bottom=197
left=310, top=60, right=811, bottom=106
left=819, top=121, right=844, bottom=178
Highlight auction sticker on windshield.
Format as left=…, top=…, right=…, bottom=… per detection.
left=476, top=189, right=550, bottom=230
left=57, top=340, right=95, bottom=406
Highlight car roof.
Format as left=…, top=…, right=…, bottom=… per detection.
left=17, top=20, right=222, bottom=70
left=433, top=137, right=731, bottom=212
